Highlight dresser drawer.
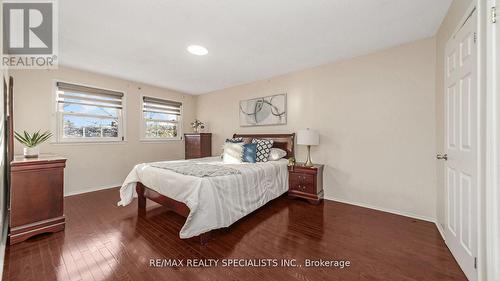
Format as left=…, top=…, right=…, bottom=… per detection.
left=9, top=155, right=67, bottom=244
left=289, top=172, right=315, bottom=194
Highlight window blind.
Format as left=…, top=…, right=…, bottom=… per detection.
left=57, top=82, right=123, bottom=109
left=143, top=96, right=182, bottom=116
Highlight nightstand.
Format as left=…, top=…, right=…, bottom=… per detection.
left=288, top=163, right=324, bottom=204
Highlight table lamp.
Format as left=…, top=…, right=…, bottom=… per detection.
left=297, top=128, right=320, bottom=167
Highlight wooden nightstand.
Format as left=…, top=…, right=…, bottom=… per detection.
left=288, top=163, right=324, bottom=204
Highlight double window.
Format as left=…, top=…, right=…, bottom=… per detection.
left=55, top=82, right=124, bottom=142
left=142, top=96, right=182, bottom=140
left=55, top=82, right=183, bottom=143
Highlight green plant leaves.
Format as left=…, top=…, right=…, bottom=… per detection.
left=14, top=130, right=52, bottom=148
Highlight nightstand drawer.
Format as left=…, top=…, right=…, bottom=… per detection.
left=289, top=173, right=315, bottom=193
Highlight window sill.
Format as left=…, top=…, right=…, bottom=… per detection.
left=51, top=140, right=127, bottom=145
left=140, top=138, right=182, bottom=143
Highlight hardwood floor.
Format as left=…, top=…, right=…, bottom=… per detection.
left=3, top=187, right=466, bottom=281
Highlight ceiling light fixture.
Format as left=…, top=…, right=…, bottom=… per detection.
left=187, top=45, right=208, bottom=56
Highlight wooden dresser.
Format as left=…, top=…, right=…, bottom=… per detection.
left=288, top=163, right=324, bottom=204
left=9, top=154, right=67, bottom=244
left=184, top=133, right=212, bottom=159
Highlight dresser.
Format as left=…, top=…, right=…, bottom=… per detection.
left=288, top=163, right=324, bottom=204
left=184, top=133, right=212, bottom=159
left=9, top=155, right=67, bottom=245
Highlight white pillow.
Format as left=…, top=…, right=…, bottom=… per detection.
left=268, top=148, right=287, bottom=161
left=222, top=142, right=244, bottom=164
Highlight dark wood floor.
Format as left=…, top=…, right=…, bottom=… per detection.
left=3, top=187, right=466, bottom=281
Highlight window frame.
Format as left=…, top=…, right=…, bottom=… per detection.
left=52, top=80, right=127, bottom=144
left=140, top=94, right=182, bottom=142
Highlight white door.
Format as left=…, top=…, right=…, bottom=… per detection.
left=443, top=8, right=478, bottom=281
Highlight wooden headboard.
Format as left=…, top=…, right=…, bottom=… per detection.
left=232, top=133, right=295, bottom=159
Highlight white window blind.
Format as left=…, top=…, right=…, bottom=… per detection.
left=56, top=82, right=124, bottom=141
left=142, top=96, right=182, bottom=139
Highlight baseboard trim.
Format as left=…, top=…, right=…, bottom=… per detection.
left=326, top=196, right=436, bottom=223
left=435, top=221, right=446, bottom=242
left=64, top=184, right=120, bottom=197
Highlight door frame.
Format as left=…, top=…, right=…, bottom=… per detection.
left=486, top=0, right=500, bottom=280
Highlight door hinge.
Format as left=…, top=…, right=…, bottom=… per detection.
left=474, top=257, right=477, bottom=269
left=473, top=32, right=477, bottom=43
left=492, top=6, right=497, bottom=23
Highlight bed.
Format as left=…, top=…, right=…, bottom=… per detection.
left=118, top=133, right=295, bottom=242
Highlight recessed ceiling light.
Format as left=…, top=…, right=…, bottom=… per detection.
left=187, top=45, right=208, bottom=56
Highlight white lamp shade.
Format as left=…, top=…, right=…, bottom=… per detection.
left=297, top=129, right=319, bottom=146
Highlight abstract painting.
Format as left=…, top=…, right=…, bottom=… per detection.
left=239, top=94, right=287, bottom=126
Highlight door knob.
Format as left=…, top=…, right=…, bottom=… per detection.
left=436, top=154, right=448, bottom=161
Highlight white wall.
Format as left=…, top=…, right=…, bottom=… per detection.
left=197, top=38, right=437, bottom=220
left=11, top=67, right=196, bottom=195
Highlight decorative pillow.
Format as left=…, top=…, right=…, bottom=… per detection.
left=268, top=148, right=287, bottom=161
left=252, top=139, right=274, bottom=162
left=222, top=142, right=244, bottom=164
left=242, top=143, right=257, bottom=163
left=226, top=137, right=244, bottom=143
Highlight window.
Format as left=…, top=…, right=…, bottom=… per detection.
left=142, top=96, right=182, bottom=140
left=55, top=82, right=124, bottom=142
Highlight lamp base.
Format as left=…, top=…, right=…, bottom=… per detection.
left=304, top=145, right=314, bottom=167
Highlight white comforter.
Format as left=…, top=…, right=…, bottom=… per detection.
left=118, top=157, right=289, bottom=238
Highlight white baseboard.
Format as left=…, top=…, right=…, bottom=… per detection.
left=326, top=195, right=436, bottom=223
left=435, top=221, right=446, bottom=241
left=64, top=184, right=120, bottom=197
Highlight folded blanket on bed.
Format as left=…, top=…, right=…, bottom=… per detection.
left=150, top=162, right=241, bottom=177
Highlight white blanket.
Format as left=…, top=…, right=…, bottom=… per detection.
left=118, top=157, right=289, bottom=238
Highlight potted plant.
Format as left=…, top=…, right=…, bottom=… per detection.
left=14, top=130, right=53, bottom=158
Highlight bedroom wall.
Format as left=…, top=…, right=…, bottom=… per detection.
left=196, top=37, right=437, bottom=220
left=435, top=0, right=473, bottom=232
left=11, top=66, right=196, bottom=195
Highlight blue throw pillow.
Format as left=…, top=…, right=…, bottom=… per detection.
left=242, top=143, right=257, bottom=163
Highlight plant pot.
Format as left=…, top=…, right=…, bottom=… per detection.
left=23, top=147, right=39, bottom=158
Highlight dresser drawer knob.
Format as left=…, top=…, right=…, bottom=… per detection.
left=297, top=185, right=306, bottom=190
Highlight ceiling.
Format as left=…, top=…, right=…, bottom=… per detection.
left=59, top=0, right=452, bottom=95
